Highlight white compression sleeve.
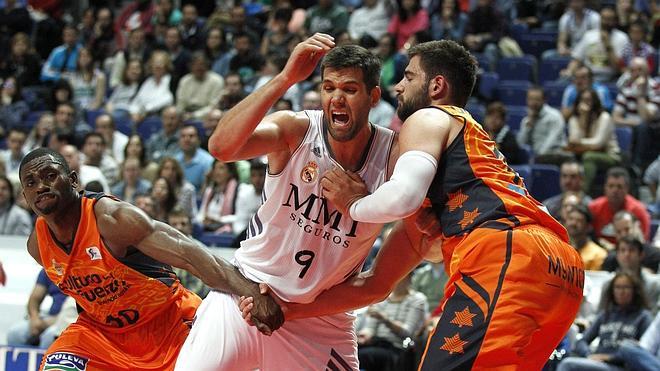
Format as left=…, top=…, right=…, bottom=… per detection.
left=349, top=150, right=438, bottom=223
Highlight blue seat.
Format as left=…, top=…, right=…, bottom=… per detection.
left=114, top=115, right=133, bottom=136
left=497, top=81, right=533, bottom=106
left=465, top=101, right=486, bottom=124
left=199, top=232, right=235, bottom=247
left=615, top=126, right=633, bottom=154
left=603, top=82, right=619, bottom=102
left=539, top=56, right=571, bottom=84
left=136, top=116, right=163, bottom=141
left=85, top=109, right=105, bottom=128
left=543, top=80, right=569, bottom=107
left=511, top=165, right=532, bottom=190
left=530, top=164, right=561, bottom=201
left=473, top=52, right=492, bottom=72
left=652, top=220, right=659, bottom=241
left=497, top=55, right=537, bottom=82
left=505, top=105, right=527, bottom=133
left=23, top=110, right=45, bottom=130
left=518, top=144, right=533, bottom=164
left=478, top=72, right=499, bottom=101
left=510, top=23, right=529, bottom=44
left=518, top=32, right=556, bottom=60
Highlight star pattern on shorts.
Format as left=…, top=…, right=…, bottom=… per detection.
left=446, top=189, right=469, bottom=212
left=440, top=333, right=468, bottom=354
left=450, top=307, right=477, bottom=328
left=458, top=208, right=480, bottom=229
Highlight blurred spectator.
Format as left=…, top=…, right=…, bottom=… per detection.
left=232, top=159, right=266, bottom=239
left=612, top=57, right=659, bottom=128
left=620, top=20, right=656, bottom=73
left=411, top=262, right=448, bottom=313
left=6, top=269, right=68, bottom=348
left=615, top=0, right=649, bottom=33
left=109, top=27, right=151, bottom=89
left=46, top=127, right=75, bottom=153
left=87, top=7, right=116, bottom=66
left=430, top=0, right=468, bottom=43
left=105, top=59, right=143, bottom=124
left=114, top=0, right=155, bottom=50
left=302, top=90, right=322, bottom=110
left=566, top=89, right=620, bottom=195
left=81, top=132, right=120, bottom=186
left=261, top=7, right=296, bottom=59
left=357, top=271, right=427, bottom=371
left=375, top=33, right=407, bottom=105
left=0, top=32, right=42, bottom=87
left=129, top=50, right=174, bottom=123
left=517, top=86, right=569, bottom=165
left=483, top=101, right=524, bottom=165
left=600, top=211, right=660, bottom=273
left=644, top=155, right=660, bottom=216
left=369, top=98, right=396, bottom=128
left=589, top=167, right=651, bottom=245
left=25, top=112, right=54, bottom=151
left=254, top=54, right=302, bottom=111
left=513, top=0, right=542, bottom=29
left=304, top=0, right=350, bottom=38
left=560, top=191, right=586, bottom=224
left=1, top=127, right=27, bottom=177
left=348, top=0, right=391, bottom=42
left=617, top=312, right=660, bottom=371
left=151, top=176, right=177, bottom=222
left=227, top=32, right=264, bottom=87
left=153, top=0, right=182, bottom=28
left=204, top=27, right=229, bottom=70
left=67, top=47, right=106, bottom=111
left=543, top=160, right=592, bottom=220
left=218, top=72, right=247, bottom=110
left=161, top=26, right=190, bottom=93
left=135, top=193, right=156, bottom=218
left=146, top=105, right=181, bottom=163
left=201, top=108, right=222, bottom=151
left=273, top=98, right=293, bottom=111
left=464, top=0, right=505, bottom=69
left=196, top=160, right=239, bottom=233
left=176, top=52, right=225, bottom=121
left=566, top=7, right=630, bottom=82
left=174, top=124, right=214, bottom=190
left=179, top=4, right=205, bottom=51
left=0, top=0, right=31, bottom=38
left=40, top=25, right=81, bottom=83
left=557, top=272, right=652, bottom=371
left=553, top=0, right=600, bottom=58
left=60, top=144, right=110, bottom=192
left=124, top=134, right=159, bottom=183
left=223, top=4, right=261, bottom=48
left=111, top=157, right=152, bottom=204
left=167, top=208, right=210, bottom=298
left=157, top=157, right=198, bottom=217
left=561, top=65, right=614, bottom=121
left=0, top=75, right=29, bottom=133
left=387, top=0, right=429, bottom=51
left=0, top=175, right=31, bottom=235
left=565, top=204, right=607, bottom=270
left=95, top=113, right=128, bottom=164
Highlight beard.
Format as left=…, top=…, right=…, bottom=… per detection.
left=396, top=84, right=431, bottom=122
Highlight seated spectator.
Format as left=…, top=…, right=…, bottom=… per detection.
left=357, top=271, right=427, bottom=371
left=231, top=158, right=267, bottom=245
left=7, top=269, right=68, bottom=348
left=157, top=157, right=197, bottom=217
left=111, top=157, right=152, bottom=203
left=561, top=65, right=614, bottom=121
left=565, top=204, right=607, bottom=271
left=67, top=47, right=106, bottom=111
left=0, top=76, right=29, bottom=133
left=47, top=79, right=75, bottom=113
left=375, top=33, right=406, bottom=106
left=25, top=112, right=54, bottom=151
left=167, top=207, right=210, bottom=298
left=348, top=0, right=390, bottom=42
left=150, top=176, right=177, bottom=222
left=204, top=26, right=228, bottom=70
left=160, top=26, right=190, bottom=93
left=176, top=52, right=225, bottom=121
left=218, top=72, right=247, bottom=111
left=566, top=89, right=621, bottom=196
left=114, top=0, right=155, bottom=51
left=644, top=154, right=660, bottom=217
left=196, top=160, right=239, bottom=233
left=59, top=144, right=110, bottom=192
left=0, top=175, right=31, bottom=236
left=227, top=32, right=264, bottom=87
left=105, top=59, right=143, bottom=125
left=463, top=0, right=505, bottom=70
left=557, top=272, right=652, bottom=371
left=620, top=21, right=657, bottom=73
left=254, top=54, right=302, bottom=112
left=560, top=191, right=586, bottom=224
left=618, top=312, right=660, bottom=371
left=483, top=102, right=524, bottom=165
left=304, top=0, right=350, bottom=38
left=430, top=0, right=468, bottom=43
left=517, top=86, right=570, bottom=165
left=0, top=127, right=27, bottom=178
left=87, top=7, right=116, bottom=66
left=152, top=0, right=182, bottom=28
left=589, top=167, right=651, bottom=245
left=600, top=211, right=660, bottom=273
left=134, top=193, right=156, bottom=219
left=612, top=57, right=659, bottom=128
left=95, top=114, right=128, bottom=164
left=124, top=134, right=159, bottom=183
left=552, top=0, right=600, bottom=59
left=179, top=4, right=205, bottom=51
left=411, top=262, right=448, bottom=314
left=200, top=108, right=222, bottom=152
left=81, top=132, right=120, bottom=186
left=302, top=90, right=322, bottom=111
left=129, top=50, right=174, bottom=123
left=109, top=27, right=152, bottom=89
left=543, top=160, right=592, bottom=220
left=0, top=32, right=41, bottom=87
left=174, top=124, right=214, bottom=191
left=387, top=0, right=429, bottom=51
left=261, top=7, right=296, bottom=59
left=146, top=105, right=182, bottom=163
left=40, top=24, right=81, bottom=83
left=53, top=102, right=92, bottom=148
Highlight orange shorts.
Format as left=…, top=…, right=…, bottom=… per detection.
left=419, top=225, right=583, bottom=370
left=40, top=294, right=199, bottom=371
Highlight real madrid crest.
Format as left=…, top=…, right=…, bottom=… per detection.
left=300, top=161, right=319, bottom=183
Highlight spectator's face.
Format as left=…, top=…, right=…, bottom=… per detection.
left=60, top=145, right=80, bottom=171
left=207, top=29, right=222, bottom=50
left=231, top=6, right=246, bottom=26
left=612, top=275, right=634, bottom=307
left=83, top=136, right=104, bottom=162
left=36, top=115, right=54, bottom=138
left=122, top=158, right=141, bottom=184
left=165, top=29, right=181, bottom=50
left=182, top=5, right=197, bottom=25
left=179, top=126, right=199, bottom=153
left=573, top=68, right=591, bottom=91
left=605, top=176, right=628, bottom=208
left=565, top=210, right=588, bottom=240
left=159, top=161, right=177, bottom=184
left=95, top=115, right=114, bottom=142
left=628, top=24, right=645, bottom=44
left=191, top=58, right=207, bottom=79
left=7, top=131, right=26, bottom=156
left=560, top=163, right=582, bottom=192
left=484, top=112, right=504, bottom=133
left=55, top=105, right=75, bottom=127
left=62, top=28, right=77, bottom=47
left=151, top=178, right=169, bottom=202
left=211, top=161, right=231, bottom=185
left=135, top=195, right=155, bottom=217
left=125, top=135, right=143, bottom=159
left=0, top=179, right=11, bottom=207
left=250, top=168, right=266, bottom=193
left=97, top=8, right=112, bottom=29
left=560, top=193, right=580, bottom=222
left=225, top=76, right=243, bottom=96
left=616, top=243, right=642, bottom=273
left=302, top=91, right=321, bottom=110
left=168, top=214, right=192, bottom=235
left=2, top=77, right=16, bottom=99
left=614, top=216, right=642, bottom=241
left=526, top=90, right=544, bottom=113
left=629, top=58, right=648, bottom=80
left=234, top=36, right=251, bottom=55
left=161, top=108, right=180, bottom=134
left=600, top=9, right=617, bottom=32
left=128, top=29, right=146, bottom=50
left=126, top=61, right=143, bottom=83
left=569, top=0, right=585, bottom=12
left=204, top=110, right=223, bottom=134
left=151, top=56, right=168, bottom=79
left=11, top=39, right=27, bottom=56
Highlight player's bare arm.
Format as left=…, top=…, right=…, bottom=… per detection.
left=26, top=231, right=43, bottom=266
left=95, top=198, right=284, bottom=331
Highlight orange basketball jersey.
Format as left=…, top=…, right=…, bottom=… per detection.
left=427, top=105, right=569, bottom=257
left=36, top=193, right=199, bottom=333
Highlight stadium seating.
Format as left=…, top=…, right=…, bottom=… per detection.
left=530, top=164, right=561, bottom=201
left=615, top=126, right=633, bottom=154
left=539, top=56, right=571, bottom=84
left=497, top=81, right=533, bottom=106
left=511, top=165, right=532, bottom=190
left=505, top=105, right=527, bottom=133
left=136, top=116, right=163, bottom=141
left=497, top=55, right=537, bottom=82
left=518, top=32, right=556, bottom=60
left=478, top=71, right=499, bottom=101
left=543, top=80, right=570, bottom=108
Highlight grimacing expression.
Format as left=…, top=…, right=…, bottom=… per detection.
left=321, top=67, right=374, bottom=142
left=20, top=156, right=77, bottom=216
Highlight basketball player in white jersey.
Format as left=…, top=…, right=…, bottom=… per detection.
left=174, top=34, right=398, bottom=370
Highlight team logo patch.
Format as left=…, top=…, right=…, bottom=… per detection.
left=85, top=246, right=102, bottom=261
left=300, top=161, right=319, bottom=183
left=43, top=352, right=89, bottom=371
left=52, top=259, right=64, bottom=276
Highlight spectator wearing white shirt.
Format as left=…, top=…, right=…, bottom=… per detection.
left=129, top=50, right=174, bottom=123
left=176, top=52, right=225, bottom=121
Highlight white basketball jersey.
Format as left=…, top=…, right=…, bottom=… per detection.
left=235, top=110, right=395, bottom=303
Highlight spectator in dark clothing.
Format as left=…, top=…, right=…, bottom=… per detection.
left=160, top=26, right=191, bottom=94
left=0, top=76, right=29, bottom=133
left=228, top=32, right=264, bottom=87
left=0, top=32, right=42, bottom=88
left=0, top=0, right=31, bottom=40
left=483, top=101, right=523, bottom=165
left=87, top=7, right=116, bottom=66
left=464, top=0, right=506, bottom=69
left=218, top=72, right=247, bottom=111
left=179, top=4, right=206, bottom=51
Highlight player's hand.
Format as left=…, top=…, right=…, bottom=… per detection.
left=239, top=283, right=287, bottom=335
left=281, top=33, right=335, bottom=85
left=413, top=204, right=444, bottom=262
left=0, top=261, right=5, bottom=286
left=321, top=168, right=369, bottom=216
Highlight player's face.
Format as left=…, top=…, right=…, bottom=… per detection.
left=395, top=56, right=431, bottom=122
left=321, top=67, right=374, bottom=142
left=20, top=156, right=77, bottom=216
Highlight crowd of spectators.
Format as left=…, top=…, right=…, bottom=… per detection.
left=1, top=0, right=660, bottom=369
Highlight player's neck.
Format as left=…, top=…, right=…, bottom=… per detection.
left=327, top=124, right=373, bottom=172
left=45, top=194, right=82, bottom=244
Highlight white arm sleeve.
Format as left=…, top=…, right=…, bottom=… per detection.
left=349, top=150, right=438, bottom=223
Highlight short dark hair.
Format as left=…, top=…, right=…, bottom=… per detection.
left=408, top=40, right=477, bottom=107
left=600, top=272, right=648, bottom=313
left=606, top=167, right=630, bottom=187
left=83, top=132, right=106, bottom=146
left=486, top=101, right=506, bottom=120
left=19, top=148, right=71, bottom=178
left=0, top=175, right=15, bottom=205
left=321, top=44, right=381, bottom=92
left=568, top=203, right=592, bottom=224
left=616, top=236, right=644, bottom=253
